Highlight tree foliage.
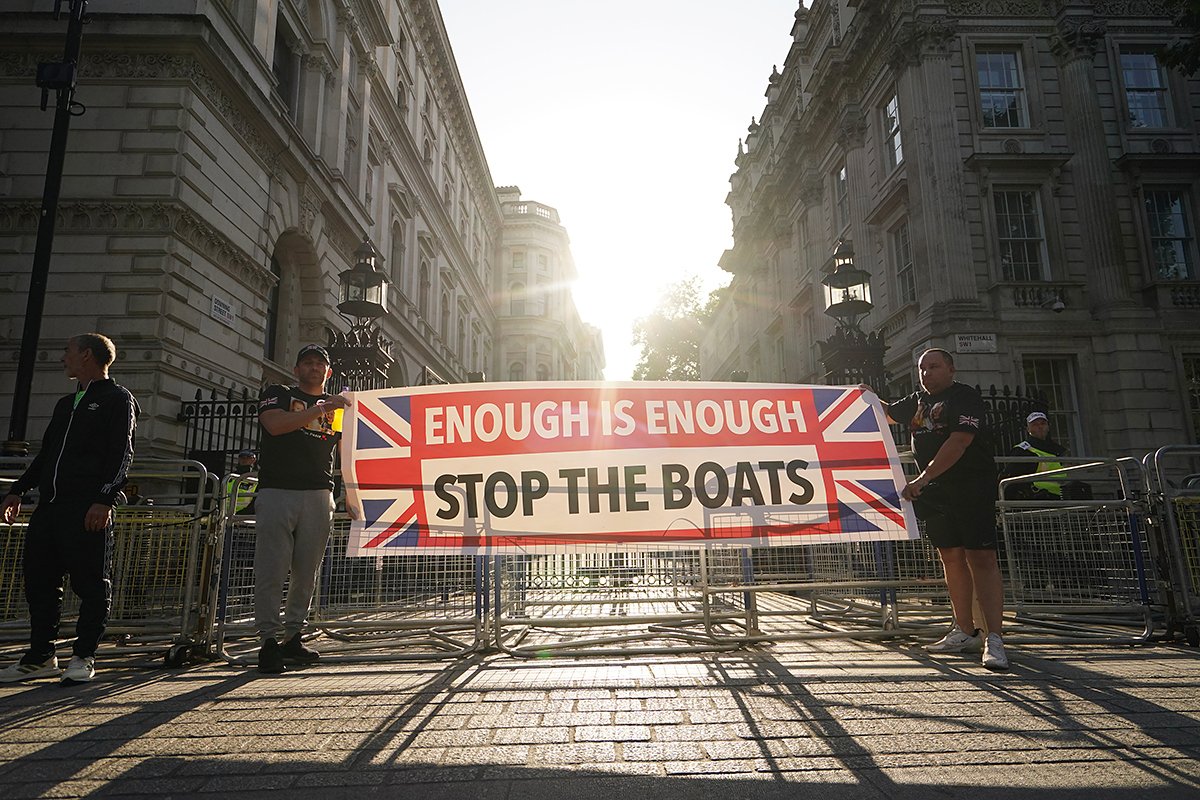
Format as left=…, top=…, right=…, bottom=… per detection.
left=1160, top=1, right=1200, bottom=75
left=631, top=277, right=722, bottom=381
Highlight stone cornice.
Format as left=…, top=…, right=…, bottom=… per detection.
left=0, top=50, right=279, bottom=175
left=0, top=199, right=275, bottom=293
left=410, top=0, right=502, bottom=233
left=949, top=1, right=1042, bottom=15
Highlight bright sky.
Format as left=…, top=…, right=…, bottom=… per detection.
left=439, top=1, right=801, bottom=379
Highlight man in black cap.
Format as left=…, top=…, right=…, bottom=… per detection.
left=253, top=344, right=347, bottom=673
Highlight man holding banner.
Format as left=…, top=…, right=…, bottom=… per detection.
left=253, top=344, right=347, bottom=674
left=872, top=348, right=1009, bottom=671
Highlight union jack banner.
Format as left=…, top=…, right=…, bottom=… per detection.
left=341, top=382, right=918, bottom=555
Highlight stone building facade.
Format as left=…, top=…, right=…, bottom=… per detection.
left=0, top=1, right=599, bottom=460
left=702, top=0, right=1200, bottom=456
left=496, top=187, right=605, bottom=383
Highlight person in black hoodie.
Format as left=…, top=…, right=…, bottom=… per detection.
left=0, top=333, right=138, bottom=684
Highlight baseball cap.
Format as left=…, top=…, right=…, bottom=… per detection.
left=296, top=344, right=330, bottom=365
left=237, top=449, right=256, bottom=459
left=1026, top=412, right=1048, bottom=424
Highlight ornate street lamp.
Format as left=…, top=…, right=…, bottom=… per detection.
left=822, top=239, right=874, bottom=327
left=817, top=239, right=887, bottom=387
left=338, top=238, right=388, bottom=318
left=327, top=238, right=395, bottom=391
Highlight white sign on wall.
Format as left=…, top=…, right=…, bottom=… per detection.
left=211, top=295, right=236, bottom=327
left=955, top=333, right=997, bottom=354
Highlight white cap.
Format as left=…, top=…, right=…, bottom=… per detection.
left=1026, top=412, right=1048, bottom=424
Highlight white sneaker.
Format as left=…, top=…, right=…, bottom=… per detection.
left=926, top=625, right=983, bottom=653
left=61, top=655, right=96, bottom=683
left=0, top=656, right=61, bottom=683
left=982, top=633, right=1009, bottom=671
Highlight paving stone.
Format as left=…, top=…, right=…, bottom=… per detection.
left=574, top=725, right=651, bottom=742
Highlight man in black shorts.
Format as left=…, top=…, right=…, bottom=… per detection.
left=872, top=348, right=1008, bottom=671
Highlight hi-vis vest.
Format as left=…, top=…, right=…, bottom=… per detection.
left=1015, top=441, right=1063, bottom=497
left=224, top=473, right=257, bottom=514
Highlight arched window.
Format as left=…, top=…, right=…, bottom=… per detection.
left=510, top=282, right=525, bottom=316
left=536, top=364, right=550, bottom=382
left=456, top=315, right=466, bottom=357
left=389, top=221, right=405, bottom=287
left=264, top=255, right=283, bottom=362
left=509, top=362, right=524, bottom=382
left=440, top=292, right=451, bottom=340
left=418, top=260, right=430, bottom=316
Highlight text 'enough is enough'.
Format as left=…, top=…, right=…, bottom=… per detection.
left=425, top=399, right=811, bottom=444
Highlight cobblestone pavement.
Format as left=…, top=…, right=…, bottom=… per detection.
left=1, top=637, right=1198, bottom=799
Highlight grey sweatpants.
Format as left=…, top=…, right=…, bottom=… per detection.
left=253, top=487, right=333, bottom=643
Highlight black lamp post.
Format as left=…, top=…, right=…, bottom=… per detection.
left=817, top=240, right=887, bottom=387
left=327, top=238, right=394, bottom=391
left=4, top=1, right=89, bottom=457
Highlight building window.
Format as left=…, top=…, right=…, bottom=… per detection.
left=418, top=261, right=430, bottom=316
left=976, top=50, right=1027, bottom=129
left=536, top=364, right=550, bottom=382
left=271, top=24, right=301, bottom=121
left=802, top=309, right=816, bottom=376
left=883, top=94, right=903, bottom=170
left=834, top=164, right=849, bottom=232
left=1121, top=51, right=1171, bottom=129
left=537, top=253, right=549, bottom=273
left=1144, top=188, right=1196, bottom=280
left=439, top=293, right=451, bottom=341
left=264, top=255, right=282, bottom=362
left=1184, top=355, right=1200, bottom=444
left=389, top=222, right=405, bottom=286
left=891, top=221, right=916, bottom=305
left=510, top=283, right=525, bottom=316
left=512, top=251, right=525, bottom=271
left=509, top=362, right=524, bottom=382
left=1022, top=356, right=1081, bottom=453
left=456, top=316, right=466, bottom=357
left=993, top=189, right=1048, bottom=281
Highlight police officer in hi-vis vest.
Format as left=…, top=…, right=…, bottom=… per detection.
left=1005, top=412, right=1068, bottom=499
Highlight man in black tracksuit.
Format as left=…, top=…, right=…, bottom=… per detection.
left=0, top=333, right=138, bottom=684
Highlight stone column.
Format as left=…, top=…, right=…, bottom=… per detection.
left=1051, top=16, right=1131, bottom=310
left=890, top=17, right=977, bottom=303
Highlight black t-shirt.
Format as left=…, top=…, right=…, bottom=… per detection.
left=889, top=382, right=996, bottom=490
left=257, top=384, right=340, bottom=490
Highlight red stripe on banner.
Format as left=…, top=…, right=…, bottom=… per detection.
left=818, top=387, right=863, bottom=429
left=364, top=523, right=854, bottom=549
left=363, top=509, right=416, bottom=548
left=358, top=403, right=409, bottom=447
left=835, top=478, right=907, bottom=529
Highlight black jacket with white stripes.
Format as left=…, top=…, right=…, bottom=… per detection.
left=9, top=378, right=139, bottom=507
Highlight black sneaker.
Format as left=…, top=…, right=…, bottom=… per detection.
left=257, top=638, right=285, bottom=674
left=281, top=634, right=320, bottom=664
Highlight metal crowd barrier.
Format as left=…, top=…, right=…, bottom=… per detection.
left=211, top=475, right=485, bottom=665
left=4, top=448, right=1196, bottom=668
left=493, top=547, right=742, bottom=657
left=1145, top=446, right=1200, bottom=646
left=0, top=459, right=217, bottom=662
left=998, top=458, right=1159, bottom=643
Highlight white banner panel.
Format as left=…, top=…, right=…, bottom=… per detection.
left=340, top=382, right=917, bottom=555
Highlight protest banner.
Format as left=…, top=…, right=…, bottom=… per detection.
left=340, top=381, right=917, bottom=555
